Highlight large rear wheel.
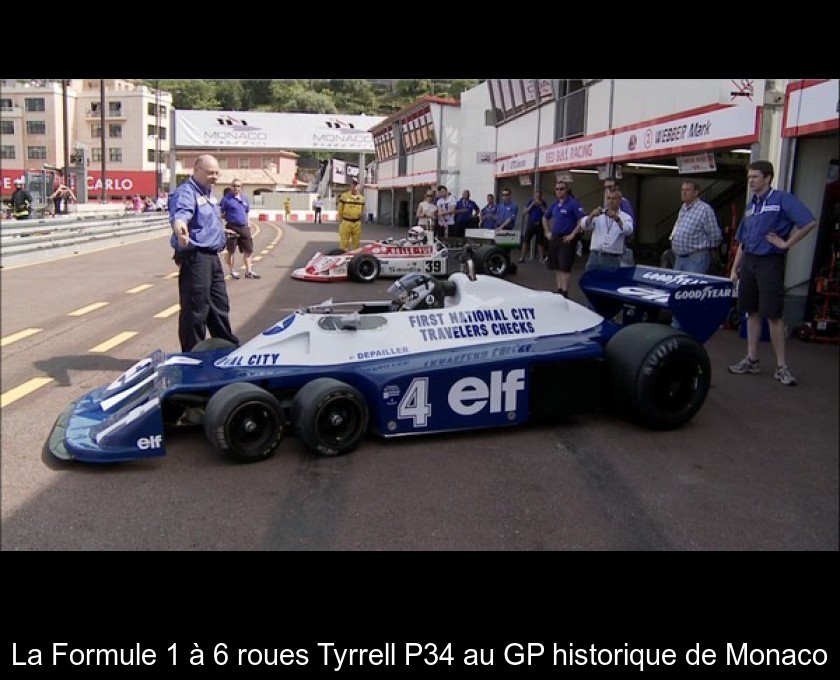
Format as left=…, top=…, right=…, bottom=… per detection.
left=348, top=253, right=381, bottom=282
left=605, top=323, right=711, bottom=430
left=478, top=246, right=511, bottom=277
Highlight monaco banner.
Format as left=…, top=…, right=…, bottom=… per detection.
left=175, top=111, right=385, bottom=152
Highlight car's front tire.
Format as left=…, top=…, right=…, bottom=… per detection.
left=348, top=253, right=381, bottom=282
left=191, top=337, right=237, bottom=352
left=292, top=378, right=368, bottom=456
left=203, top=383, right=285, bottom=462
left=605, top=323, right=711, bottom=430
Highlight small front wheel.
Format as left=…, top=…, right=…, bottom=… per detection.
left=203, top=383, right=285, bottom=463
left=293, top=378, right=368, bottom=456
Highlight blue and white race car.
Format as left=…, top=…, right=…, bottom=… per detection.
left=48, top=266, right=735, bottom=464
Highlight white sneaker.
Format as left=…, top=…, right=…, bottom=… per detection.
left=728, top=356, right=760, bottom=374
left=774, top=364, right=797, bottom=386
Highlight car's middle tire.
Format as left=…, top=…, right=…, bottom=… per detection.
left=348, top=253, right=381, bottom=282
left=292, top=378, right=368, bottom=456
left=203, top=383, right=285, bottom=463
left=605, top=323, right=711, bottom=430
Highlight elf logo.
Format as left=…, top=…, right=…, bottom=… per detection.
left=449, top=369, right=526, bottom=416
left=137, top=435, right=163, bottom=450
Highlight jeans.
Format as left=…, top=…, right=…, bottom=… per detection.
left=674, top=251, right=711, bottom=274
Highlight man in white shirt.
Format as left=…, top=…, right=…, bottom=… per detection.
left=435, top=185, right=456, bottom=239
left=580, top=188, right=634, bottom=271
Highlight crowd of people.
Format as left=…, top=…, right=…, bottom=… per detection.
left=162, top=155, right=815, bottom=387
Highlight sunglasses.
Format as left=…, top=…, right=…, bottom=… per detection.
left=232, top=184, right=242, bottom=188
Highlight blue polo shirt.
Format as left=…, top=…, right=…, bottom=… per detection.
left=480, top=203, right=498, bottom=229
left=169, top=177, right=226, bottom=252
left=454, top=198, right=479, bottom=225
left=220, top=192, right=250, bottom=226
left=545, top=197, right=586, bottom=236
left=734, top=188, right=815, bottom=256
left=525, top=198, right=547, bottom=224
left=496, top=199, right=519, bottom=230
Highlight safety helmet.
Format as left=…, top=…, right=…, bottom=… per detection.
left=407, top=226, right=426, bottom=244
left=388, top=272, right=444, bottom=311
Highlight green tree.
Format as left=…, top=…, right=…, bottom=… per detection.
left=269, top=81, right=337, bottom=113
left=240, top=80, right=275, bottom=109
left=324, top=79, right=377, bottom=114
left=214, top=80, right=246, bottom=110
left=156, top=80, right=219, bottom=109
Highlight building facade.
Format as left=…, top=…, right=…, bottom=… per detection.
left=1, top=79, right=173, bottom=203
left=370, top=79, right=838, bottom=329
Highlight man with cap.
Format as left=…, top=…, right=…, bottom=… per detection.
left=337, top=178, right=366, bottom=250
left=11, top=179, right=33, bottom=220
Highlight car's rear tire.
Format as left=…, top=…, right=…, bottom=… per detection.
left=192, top=337, right=237, bottom=352
left=293, top=378, right=368, bottom=456
left=478, top=246, right=511, bottom=277
left=203, top=383, right=285, bottom=463
left=348, top=253, right=381, bottom=282
left=605, top=323, right=711, bottom=430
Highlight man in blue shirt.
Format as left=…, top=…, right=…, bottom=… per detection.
left=495, top=188, right=519, bottom=231
left=542, top=181, right=586, bottom=297
left=220, top=179, right=259, bottom=280
left=479, top=193, right=498, bottom=230
left=452, top=189, right=480, bottom=238
left=519, top=189, right=548, bottom=263
left=728, top=160, right=817, bottom=386
left=169, top=154, right=240, bottom=352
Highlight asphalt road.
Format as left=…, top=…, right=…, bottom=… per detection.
left=1, top=219, right=837, bottom=551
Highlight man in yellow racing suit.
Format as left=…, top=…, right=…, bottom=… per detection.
left=337, top=178, right=366, bottom=250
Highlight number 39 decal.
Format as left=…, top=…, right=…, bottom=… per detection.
left=424, top=260, right=444, bottom=274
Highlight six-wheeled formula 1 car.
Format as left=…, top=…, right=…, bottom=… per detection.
left=48, top=265, right=735, bottom=464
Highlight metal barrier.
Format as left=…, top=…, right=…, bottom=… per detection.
left=0, top=212, right=171, bottom=268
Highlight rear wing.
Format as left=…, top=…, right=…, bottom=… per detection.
left=579, top=266, right=735, bottom=344
left=463, top=228, right=521, bottom=247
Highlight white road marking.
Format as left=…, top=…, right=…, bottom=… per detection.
left=89, top=331, right=138, bottom=353
left=1, top=328, right=43, bottom=347
left=68, top=302, right=109, bottom=316
left=1, top=377, right=54, bottom=408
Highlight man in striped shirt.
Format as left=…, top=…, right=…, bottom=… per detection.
left=669, top=180, right=722, bottom=274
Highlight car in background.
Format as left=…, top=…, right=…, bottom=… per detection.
left=293, top=227, right=519, bottom=283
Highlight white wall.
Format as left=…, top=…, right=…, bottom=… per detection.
left=458, top=85, right=497, bottom=201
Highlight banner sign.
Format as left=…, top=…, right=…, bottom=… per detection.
left=782, top=79, right=840, bottom=137
left=175, top=111, right=384, bottom=151
left=611, top=104, right=759, bottom=162
left=85, top=171, right=158, bottom=196
left=677, top=152, right=717, bottom=174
